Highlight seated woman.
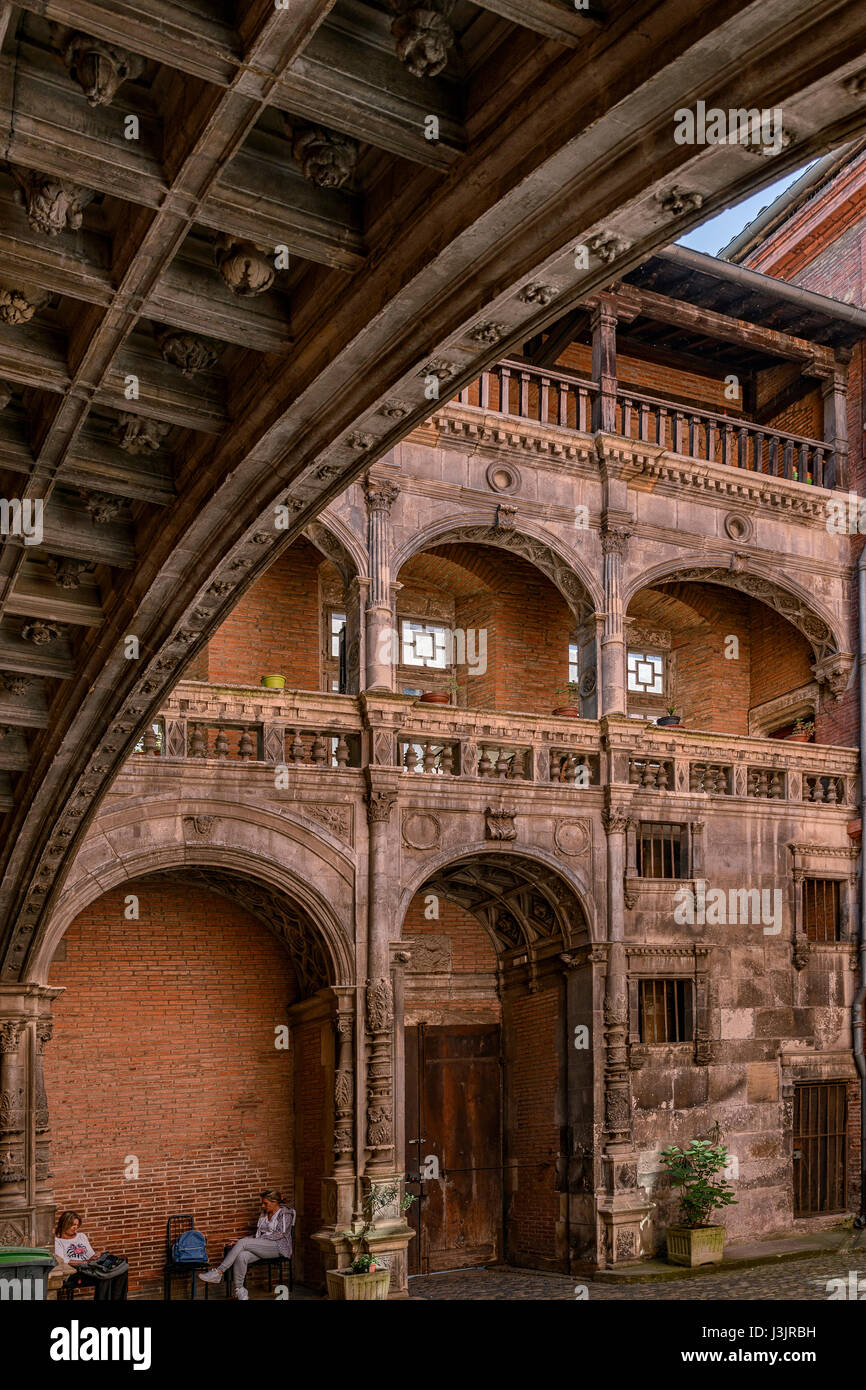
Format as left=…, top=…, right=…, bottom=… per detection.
left=54, top=1211, right=128, bottom=1301
left=199, top=1190, right=294, bottom=1301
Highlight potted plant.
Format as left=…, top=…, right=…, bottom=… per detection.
left=553, top=681, right=581, bottom=717
left=786, top=716, right=815, bottom=743
left=656, top=704, right=681, bottom=728
left=327, top=1183, right=416, bottom=1301
left=660, top=1139, right=737, bottom=1267
left=261, top=674, right=286, bottom=690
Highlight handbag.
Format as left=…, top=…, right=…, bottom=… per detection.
left=85, top=1253, right=129, bottom=1278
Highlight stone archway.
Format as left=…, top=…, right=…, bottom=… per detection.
left=398, top=848, right=593, bottom=1276
left=624, top=556, right=853, bottom=700
left=393, top=517, right=601, bottom=626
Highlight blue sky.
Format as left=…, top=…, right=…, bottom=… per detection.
left=678, top=164, right=814, bottom=257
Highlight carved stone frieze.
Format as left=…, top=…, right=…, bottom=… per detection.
left=304, top=803, right=353, bottom=844
left=182, top=815, right=218, bottom=838
left=588, top=231, right=633, bottom=264
left=655, top=186, right=704, bottom=216
left=401, top=810, right=441, bottom=850
left=402, top=935, right=451, bottom=973
left=553, top=818, right=591, bottom=857
left=366, top=978, right=394, bottom=1034
left=518, top=282, right=559, bottom=306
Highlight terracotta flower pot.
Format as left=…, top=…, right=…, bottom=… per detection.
left=552, top=705, right=581, bottom=717
left=261, top=674, right=286, bottom=690
left=419, top=691, right=450, bottom=705
left=326, top=1268, right=391, bottom=1300
left=785, top=731, right=811, bottom=743
left=665, top=1224, right=725, bottom=1267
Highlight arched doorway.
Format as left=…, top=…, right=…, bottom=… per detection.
left=44, top=867, right=342, bottom=1296
left=400, top=851, right=592, bottom=1277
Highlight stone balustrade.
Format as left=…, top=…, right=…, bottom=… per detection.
left=133, top=685, right=857, bottom=811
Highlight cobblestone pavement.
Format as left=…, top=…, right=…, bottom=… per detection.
left=408, top=1252, right=864, bottom=1300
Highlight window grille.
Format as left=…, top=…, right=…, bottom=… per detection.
left=803, top=878, right=840, bottom=942
left=639, top=978, right=693, bottom=1043
left=627, top=649, right=664, bottom=696
left=637, top=822, right=685, bottom=879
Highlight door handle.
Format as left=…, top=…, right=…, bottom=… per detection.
left=793, top=1149, right=802, bottom=1159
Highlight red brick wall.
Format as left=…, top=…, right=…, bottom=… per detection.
left=46, top=880, right=297, bottom=1295
left=503, top=981, right=564, bottom=1270
left=403, top=894, right=498, bottom=975
left=194, top=538, right=330, bottom=690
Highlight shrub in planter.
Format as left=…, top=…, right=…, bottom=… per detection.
left=656, top=704, right=681, bottom=728
left=328, top=1181, right=416, bottom=1301
left=660, top=1139, right=737, bottom=1267
left=786, top=717, right=814, bottom=743
left=553, top=681, right=581, bottom=717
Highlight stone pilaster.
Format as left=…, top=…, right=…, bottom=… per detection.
left=363, top=476, right=399, bottom=690
left=597, top=806, right=649, bottom=1266
left=0, top=984, right=63, bottom=1248
left=600, top=523, right=631, bottom=717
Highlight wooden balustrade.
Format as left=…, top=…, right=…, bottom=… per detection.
left=452, top=357, right=831, bottom=486
left=614, top=388, right=828, bottom=485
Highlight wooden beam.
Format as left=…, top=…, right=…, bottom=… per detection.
left=529, top=308, right=589, bottom=366
left=470, top=0, right=603, bottom=47
left=7, top=572, right=104, bottom=629
left=608, top=282, right=836, bottom=369
left=0, top=627, right=74, bottom=680
left=12, top=0, right=465, bottom=170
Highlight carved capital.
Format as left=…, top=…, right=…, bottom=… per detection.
left=366, top=789, right=397, bottom=824
left=363, top=476, right=399, bottom=513
left=602, top=808, right=631, bottom=835
left=600, top=526, right=632, bottom=557
left=0, top=1021, right=25, bottom=1054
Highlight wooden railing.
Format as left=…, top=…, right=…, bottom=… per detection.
left=456, top=359, right=596, bottom=432
left=614, top=388, right=830, bottom=486
left=451, top=358, right=832, bottom=487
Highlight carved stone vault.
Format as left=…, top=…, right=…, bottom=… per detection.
left=422, top=852, right=588, bottom=953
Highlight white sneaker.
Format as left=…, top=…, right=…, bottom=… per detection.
left=198, top=1269, right=223, bottom=1284
left=233, top=1286, right=249, bottom=1301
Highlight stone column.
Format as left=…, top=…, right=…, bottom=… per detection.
left=600, top=523, right=631, bottom=717
left=591, top=296, right=618, bottom=433
left=597, top=806, right=648, bottom=1266
left=822, top=357, right=849, bottom=491
left=313, top=986, right=358, bottom=1268
left=363, top=477, right=399, bottom=690
left=0, top=984, right=62, bottom=1248
left=358, top=778, right=414, bottom=1293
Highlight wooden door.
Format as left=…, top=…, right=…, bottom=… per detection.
left=793, top=1081, right=847, bottom=1215
left=405, top=1024, right=502, bottom=1275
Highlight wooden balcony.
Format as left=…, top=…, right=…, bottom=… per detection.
left=452, top=358, right=835, bottom=488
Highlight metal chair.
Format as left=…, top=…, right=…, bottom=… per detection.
left=163, top=1213, right=210, bottom=1301
left=223, top=1208, right=295, bottom=1297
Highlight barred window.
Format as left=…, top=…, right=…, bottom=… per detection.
left=637, top=822, right=685, bottom=879
left=627, top=649, right=664, bottom=696
left=803, top=878, right=841, bottom=942
left=639, top=978, right=693, bottom=1044
left=401, top=619, right=449, bottom=669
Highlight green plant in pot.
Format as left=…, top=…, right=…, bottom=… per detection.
left=787, top=716, right=815, bottom=743
left=660, top=1139, right=737, bottom=1267
left=327, top=1182, right=416, bottom=1300
left=553, top=680, right=581, bottom=717
left=656, top=703, right=681, bottom=728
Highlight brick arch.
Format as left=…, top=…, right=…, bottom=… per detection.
left=398, top=843, right=597, bottom=948
left=623, top=556, right=848, bottom=665
left=29, top=804, right=355, bottom=988
left=392, top=517, right=602, bottom=624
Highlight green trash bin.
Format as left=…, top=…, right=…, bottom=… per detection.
left=0, top=1246, right=57, bottom=1300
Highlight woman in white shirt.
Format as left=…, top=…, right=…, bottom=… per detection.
left=54, top=1211, right=128, bottom=1301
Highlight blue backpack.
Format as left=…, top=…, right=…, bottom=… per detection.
left=172, top=1229, right=207, bottom=1263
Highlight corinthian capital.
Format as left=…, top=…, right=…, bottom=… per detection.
left=363, top=476, right=399, bottom=514
left=600, top=526, right=632, bottom=557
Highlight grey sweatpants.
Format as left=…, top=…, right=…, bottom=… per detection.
left=218, top=1237, right=282, bottom=1289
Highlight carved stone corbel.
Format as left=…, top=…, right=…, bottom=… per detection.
left=214, top=234, right=275, bottom=297
left=286, top=120, right=358, bottom=189
left=10, top=168, right=94, bottom=236
left=386, top=0, right=456, bottom=78
left=63, top=33, right=144, bottom=106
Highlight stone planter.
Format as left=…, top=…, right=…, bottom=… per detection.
left=666, top=1225, right=725, bottom=1267
left=261, top=674, right=286, bottom=689
left=326, top=1268, right=391, bottom=1300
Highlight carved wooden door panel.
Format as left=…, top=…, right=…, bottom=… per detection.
left=405, top=1023, right=502, bottom=1276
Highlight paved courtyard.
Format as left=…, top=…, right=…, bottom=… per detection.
left=407, top=1251, right=866, bottom=1301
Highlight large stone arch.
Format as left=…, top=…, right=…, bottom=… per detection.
left=303, top=512, right=368, bottom=585
left=398, top=841, right=598, bottom=950
left=623, top=554, right=853, bottom=694
left=391, top=516, right=602, bottom=625
left=29, top=797, right=356, bottom=987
